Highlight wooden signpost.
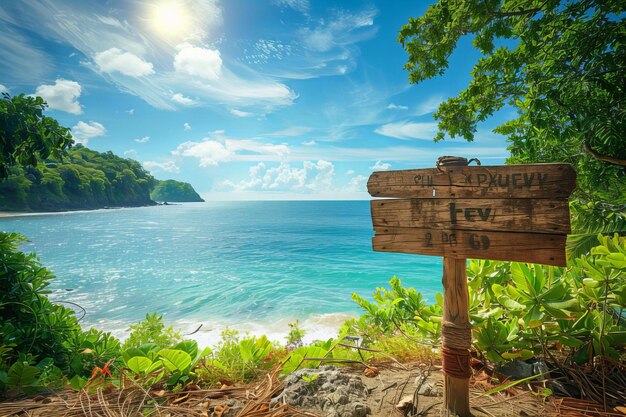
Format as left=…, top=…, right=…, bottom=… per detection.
left=367, top=160, right=576, bottom=417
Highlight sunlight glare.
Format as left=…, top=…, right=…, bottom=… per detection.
left=150, top=1, right=190, bottom=37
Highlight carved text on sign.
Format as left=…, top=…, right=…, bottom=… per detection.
left=449, top=203, right=493, bottom=224
left=371, top=198, right=570, bottom=234
left=369, top=164, right=576, bottom=199
left=368, top=163, right=576, bottom=266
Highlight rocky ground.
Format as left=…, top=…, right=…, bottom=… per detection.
left=1, top=363, right=619, bottom=417
left=274, top=364, right=553, bottom=417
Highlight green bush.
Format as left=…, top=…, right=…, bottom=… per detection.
left=122, top=313, right=181, bottom=350
left=0, top=232, right=82, bottom=371
left=200, top=328, right=278, bottom=384
left=350, top=235, right=626, bottom=365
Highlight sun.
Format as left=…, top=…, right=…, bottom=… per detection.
left=150, top=1, right=190, bottom=37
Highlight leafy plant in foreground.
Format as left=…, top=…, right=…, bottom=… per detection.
left=0, top=232, right=82, bottom=373
left=350, top=235, right=626, bottom=366
left=285, top=320, right=306, bottom=348
left=122, top=313, right=181, bottom=350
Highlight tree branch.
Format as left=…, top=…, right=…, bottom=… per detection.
left=493, top=8, right=542, bottom=17
left=583, top=139, right=626, bottom=166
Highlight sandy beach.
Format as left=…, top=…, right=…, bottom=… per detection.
left=0, top=211, right=32, bottom=218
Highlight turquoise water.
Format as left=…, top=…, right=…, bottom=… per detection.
left=0, top=201, right=442, bottom=344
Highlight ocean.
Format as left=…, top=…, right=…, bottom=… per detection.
left=0, top=201, right=443, bottom=346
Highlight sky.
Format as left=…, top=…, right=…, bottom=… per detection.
left=0, top=0, right=511, bottom=200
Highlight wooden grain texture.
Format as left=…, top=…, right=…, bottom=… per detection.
left=371, top=198, right=571, bottom=234
left=367, top=163, right=576, bottom=199
left=372, top=227, right=567, bottom=266
left=442, top=258, right=471, bottom=417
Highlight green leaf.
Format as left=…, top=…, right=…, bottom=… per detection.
left=479, top=373, right=545, bottom=397
left=122, top=347, right=148, bottom=364
left=8, top=362, right=40, bottom=387
left=583, top=278, right=601, bottom=288
left=158, top=349, right=192, bottom=373
left=127, top=356, right=153, bottom=375
left=173, top=340, right=198, bottom=359
left=70, top=375, right=87, bottom=391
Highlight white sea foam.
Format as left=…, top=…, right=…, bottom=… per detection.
left=177, top=312, right=358, bottom=348
left=92, top=312, right=358, bottom=349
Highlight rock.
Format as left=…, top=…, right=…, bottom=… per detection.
left=276, top=367, right=371, bottom=416
left=496, top=359, right=534, bottom=379
left=396, top=394, right=414, bottom=410
left=417, top=381, right=440, bottom=397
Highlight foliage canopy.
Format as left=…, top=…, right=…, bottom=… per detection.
left=0, top=145, right=156, bottom=211
left=0, top=93, right=74, bottom=180
left=399, top=0, right=625, bottom=220
left=151, top=179, right=204, bottom=202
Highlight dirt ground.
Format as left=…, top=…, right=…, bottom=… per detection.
left=0, top=363, right=619, bottom=417
left=349, top=364, right=551, bottom=417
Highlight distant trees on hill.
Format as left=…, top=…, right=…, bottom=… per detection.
left=0, top=145, right=156, bottom=211
left=150, top=179, right=204, bottom=202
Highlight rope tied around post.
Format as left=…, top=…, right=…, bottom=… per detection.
left=442, top=321, right=472, bottom=349
left=442, top=347, right=473, bottom=379
left=441, top=320, right=473, bottom=379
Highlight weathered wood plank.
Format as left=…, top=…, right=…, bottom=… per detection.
left=371, top=198, right=571, bottom=234
left=372, top=227, right=567, bottom=266
left=442, top=257, right=471, bottom=417
left=367, top=164, right=576, bottom=199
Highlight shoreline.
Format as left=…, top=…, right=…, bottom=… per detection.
left=0, top=204, right=160, bottom=219
left=82, top=312, right=358, bottom=349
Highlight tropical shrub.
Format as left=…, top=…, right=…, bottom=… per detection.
left=198, top=329, right=279, bottom=385
left=0, top=232, right=82, bottom=372
left=122, top=313, right=181, bottom=350
left=349, top=235, right=626, bottom=365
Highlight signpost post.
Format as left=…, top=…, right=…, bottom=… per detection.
left=367, top=160, right=576, bottom=417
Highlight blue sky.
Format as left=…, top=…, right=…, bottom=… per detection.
left=0, top=0, right=510, bottom=200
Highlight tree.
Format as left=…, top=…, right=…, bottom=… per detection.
left=0, top=93, right=74, bottom=180
left=398, top=0, right=625, bottom=235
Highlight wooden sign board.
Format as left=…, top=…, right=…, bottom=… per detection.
left=368, top=161, right=576, bottom=417
left=368, top=163, right=576, bottom=266
left=368, top=163, right=576, bottom=199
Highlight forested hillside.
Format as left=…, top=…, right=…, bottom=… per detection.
left=151, top=179, right=204, bottom=202
left=0, top=145, right=156, bottom=211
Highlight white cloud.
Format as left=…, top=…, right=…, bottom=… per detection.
left=245, top=7, right=378, bottom=80
left=126, top=108, right=135, bottom=115
left=94, top=48, right=154, bottom=77
left=346, top=169, right=355, bottom=175
left=300, top=9, right=376, bottom=53
left=208, top=129, right=224, bottom=135
left=184, top=122, right=192, bottom=131
left=174, top=140, right=230, bottom=167
left=387, top=103, right=408, bottom=110
left=143, top=160, right=180, bottom=173
left=124, top=149, right=137, bottom=157
left=71, top=121, right=106, bottom=145
left=374, top=121, right=438, bottom=140
left=34, top=79, right=82, bottom=114
left=173, top=138, right=290, bottom=167
left=3, top=1, right=292, bottom=111
left=273, top=0, right=310, bottom=14
left=302, top=140, right=317, bottom=146
left=348, top=174, right=367, bottom=192
left=0, top=23, right=52, bottom=82
left=369, top=160, right=391, bottom=170
left=230, top=109, right=254, bottom=117
left=0, top=84, right=8, bottom=93
left=415, top=96, right=444, bottom=116
left=172, top=93, right=197, bottom=106
left=134, top=136, right=150, bottom=143
left=221, top=160, right=334, bottom=192
left=174, top=45, right=222, bottom=80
